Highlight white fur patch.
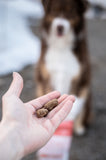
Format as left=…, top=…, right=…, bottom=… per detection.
left=45, top=48, right=80, bottom=95
left=45, top=18, right=80, bottom=94
left=45, top=17, right=75, bottom=48
left=44, top=17, right=83, bottom=120
left=51, top=18, right=70, bottom=36
left=66, top=97, right=86, bottom=121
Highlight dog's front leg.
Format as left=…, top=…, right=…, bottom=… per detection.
left=73, top=88, right=91, bottom=136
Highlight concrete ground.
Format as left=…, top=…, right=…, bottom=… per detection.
left=0, top=19, right=106, bottom=160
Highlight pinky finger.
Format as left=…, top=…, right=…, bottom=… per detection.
left=50, top=100, right=73, bottom=130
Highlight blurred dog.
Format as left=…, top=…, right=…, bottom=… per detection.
left=35, top=0, right=91, bottom=135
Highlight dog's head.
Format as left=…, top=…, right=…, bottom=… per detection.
left=42, top=0, right=89, bottom=42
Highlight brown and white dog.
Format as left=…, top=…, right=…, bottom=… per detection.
left=35, top=0, right=91, bottom=135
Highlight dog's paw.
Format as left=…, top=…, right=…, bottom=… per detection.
left=74, top=126, right=86, bottom=136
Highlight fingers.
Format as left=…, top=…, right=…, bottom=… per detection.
left=4, top=72, right=23, bottom=97
left=58, top=94, right=68, bottom=104
left=48, top=95, right=75, bottom=118
left=50, top=100, right=73, bottom=130
left=58, top=94, right=75, bottom=104
left=29, top=91, right=61, bottom=109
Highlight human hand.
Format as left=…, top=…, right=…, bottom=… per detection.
left=1, top=72, right=75, bottom=159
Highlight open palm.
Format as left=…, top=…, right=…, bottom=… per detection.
left=2, top=72, right=75, bottom=157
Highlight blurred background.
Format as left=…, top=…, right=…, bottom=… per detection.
left=0, top=0, right=106, bottom=160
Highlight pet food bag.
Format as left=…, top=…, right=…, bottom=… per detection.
left=37, top=121, right=73, bottom=160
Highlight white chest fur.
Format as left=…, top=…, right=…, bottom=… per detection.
left=45, top=47, right=81, bottom=94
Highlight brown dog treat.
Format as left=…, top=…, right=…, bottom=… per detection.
left=44, top=99, right=58, bottom=111
left=36, top=108, right=48, bottom=118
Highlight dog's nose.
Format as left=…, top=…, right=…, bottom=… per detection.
left=57, top=25, right=64, bottom=36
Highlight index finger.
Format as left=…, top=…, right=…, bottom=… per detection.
left=28, top=91, right=61, bottom=109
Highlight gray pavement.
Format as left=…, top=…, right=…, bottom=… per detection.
left=0, top=19, right=106, bottom=160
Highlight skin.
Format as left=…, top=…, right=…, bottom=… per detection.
left=0, top=72, right=75, bottom=160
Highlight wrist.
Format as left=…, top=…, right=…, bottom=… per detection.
left=0, top=120, right=24, bottom=160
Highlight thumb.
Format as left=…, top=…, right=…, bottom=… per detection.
left=5, top=72, right=23, bottom=97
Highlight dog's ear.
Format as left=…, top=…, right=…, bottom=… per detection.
left=78, top=0, right=89, bottom=14
left=42, top=0, right=50, bottom=10
left=83, top=0, right=89, bottom=12
left=42, top=0, right=46, bottom=6
left=81, top=0, right=89, bottom=13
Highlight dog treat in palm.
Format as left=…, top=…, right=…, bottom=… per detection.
left=44, top=99, right=58, bottom=111
left=36, top=108, right=48, bottom=118
left=36, top=99, right=58, bottom=118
